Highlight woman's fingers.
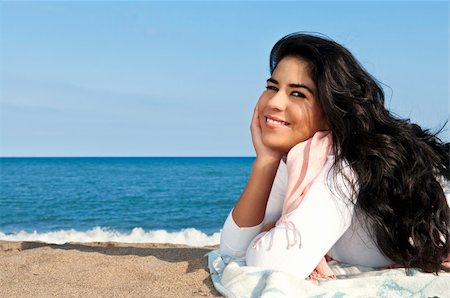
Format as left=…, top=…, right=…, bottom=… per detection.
left=251, top=105, right=261, bottom=130
left=250, top=102, right=283, bottom=162
left=250, top=105, right=263, bottom=147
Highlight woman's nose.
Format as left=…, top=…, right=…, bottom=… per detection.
left=267, top=90, right=287, bottom=110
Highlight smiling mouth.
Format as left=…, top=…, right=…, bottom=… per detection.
left=265, top=117, right=290, bottom=126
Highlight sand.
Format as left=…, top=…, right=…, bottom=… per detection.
left=0, top=240, right=222, bottom=297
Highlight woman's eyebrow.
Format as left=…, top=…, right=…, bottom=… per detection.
left=266, top=77, right=314, bottom=94
left=289, top=83, right=314, bottom=95
left=266, top=77, right=279, bottom=85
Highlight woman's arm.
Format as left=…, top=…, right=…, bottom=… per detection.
left=220, top=105, right=285, bottom=257
left=220, top=160, right=287, bottom=257
left=231, top=104, right=284, bottom=227
left=246, top=157, right=356, bottom=279
left=231, top=158, right=280, bottom=227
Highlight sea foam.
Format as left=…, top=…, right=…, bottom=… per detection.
left=0, top=227, right=221, bottom=247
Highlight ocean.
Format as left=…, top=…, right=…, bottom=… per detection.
left=0, top=157, right=253, bottom=246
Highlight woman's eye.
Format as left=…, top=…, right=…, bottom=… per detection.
left=265, top=85, right=278, bottom=92
left=291, top=91, right=306, bottom=98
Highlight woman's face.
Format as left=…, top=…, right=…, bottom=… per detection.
left=258, top=56, right=329, bottom=153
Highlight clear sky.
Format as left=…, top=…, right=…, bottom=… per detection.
left=0, top=1, right=448, bottom=157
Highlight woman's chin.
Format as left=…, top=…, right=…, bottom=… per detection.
left=261, top=138, right=292, bottom=154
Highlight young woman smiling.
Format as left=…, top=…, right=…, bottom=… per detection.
left=220, top=33, right=450, bottom=281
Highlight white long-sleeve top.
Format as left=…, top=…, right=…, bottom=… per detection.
left=220, top=155, right=450, bottom=279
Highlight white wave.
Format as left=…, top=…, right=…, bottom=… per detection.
left=0, top=227, right=221, bottom=247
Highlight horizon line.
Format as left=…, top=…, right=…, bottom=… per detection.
left=0, top=155, right=256, bottom=158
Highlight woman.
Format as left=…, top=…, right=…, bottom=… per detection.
left=219, top=32, right=450, bottom=281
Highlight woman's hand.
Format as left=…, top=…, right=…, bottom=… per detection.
left=251, top=104, right=283, bottom=164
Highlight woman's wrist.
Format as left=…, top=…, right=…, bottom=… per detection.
left=253, top=155, right=282, bottom=169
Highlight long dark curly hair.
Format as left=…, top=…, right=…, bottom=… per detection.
left=269, top=32, right=450, bottom=273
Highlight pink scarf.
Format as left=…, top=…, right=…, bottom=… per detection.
left=252, top=130, right=335, bottom=282
left=281, top=130, right=335, bottom=282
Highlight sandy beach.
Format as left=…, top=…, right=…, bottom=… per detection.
left=0, top=240, right=221, bottom=297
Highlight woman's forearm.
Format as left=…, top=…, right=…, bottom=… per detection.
left=232, top=157, right=281, bottom=227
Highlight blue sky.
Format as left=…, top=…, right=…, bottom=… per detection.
left=0, top=1, right=448, bottom=157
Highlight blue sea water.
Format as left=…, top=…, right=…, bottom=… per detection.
left=0, top=157, right=253, bottom=245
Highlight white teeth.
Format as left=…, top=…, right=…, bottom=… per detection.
left=266, top=117, right=288, bottom=126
